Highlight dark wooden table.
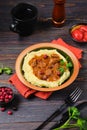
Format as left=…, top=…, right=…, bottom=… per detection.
left=0, top=0, right=87, bottom=130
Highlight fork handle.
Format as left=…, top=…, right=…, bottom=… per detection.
left=35, top=103, right=68, bottom=130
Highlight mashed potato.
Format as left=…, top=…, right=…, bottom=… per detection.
left=22, top=49, right=70, bottom=88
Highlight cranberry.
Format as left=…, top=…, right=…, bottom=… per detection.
left=57, top=71, right=61, bottom=76
left=5, top=98, right=9, bottom=103
left=2, top=88, right=5, bottom=92
left=9, top=95, right=13, bottom=99
left=0, top=91, right=2, bottom=94
left=0, top=87, right=13, bottom=105
left=5, top=95, right=9, bottom=99
left=9, top=91, right=13, bottom=95
left=0, top=99, right=3, bottom=102
left=0, top=107, right=6, bottom=112
left=43, top=55, right=48, bottom=59
left=7, top=110, right=13, bottom=115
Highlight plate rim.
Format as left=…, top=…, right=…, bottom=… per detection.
left=15, top=42, right=80, bottom=92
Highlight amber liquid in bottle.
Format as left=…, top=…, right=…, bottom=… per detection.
left=52, top=0, right=66, bottom=27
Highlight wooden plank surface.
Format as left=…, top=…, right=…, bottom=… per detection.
left=0, top=0, right=87, bottom=130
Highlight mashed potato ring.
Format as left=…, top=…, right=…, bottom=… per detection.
left=22, top=49, right=70, bottom=88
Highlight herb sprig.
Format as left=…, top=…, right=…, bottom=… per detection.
left=0, top=66, right=12, bottom=75
left=54, top=107, right=87, bottom=130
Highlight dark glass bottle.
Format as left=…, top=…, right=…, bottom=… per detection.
left=52, top=0, right=66, bottom=27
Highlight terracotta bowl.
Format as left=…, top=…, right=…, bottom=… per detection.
left=15, top=43, right=79, bottom=92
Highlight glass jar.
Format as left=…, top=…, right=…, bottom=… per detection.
left=52, top=0, right=66, bottom=27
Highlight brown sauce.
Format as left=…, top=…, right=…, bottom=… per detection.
left=29, top=54, right=67, bottom=81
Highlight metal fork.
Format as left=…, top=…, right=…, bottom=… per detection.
left=35, top=87, right=83, bottom=130
left=65, top=87, right=83, bottom=104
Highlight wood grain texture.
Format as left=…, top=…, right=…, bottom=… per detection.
left=0, top=0, right=87, bottom=130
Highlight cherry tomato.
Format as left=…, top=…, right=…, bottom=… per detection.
left=80, top=25, right=87, bottom=32
left=72, top=29, right=83, bottom=41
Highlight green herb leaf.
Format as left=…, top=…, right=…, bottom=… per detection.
left=77, top=118, right=87, bottom=130
left=3, top=67, right=12, bottom=75
left=59, top=67, right=65, bottom=75
left=0, top=66, right=13, bottom=75
left=66, top=56, right=70, bottom=61
left=54, top=106, right=87, bottom=130
left=66, top=62, right=73, bottom=68
left=60, top=59, right=65, bottom=65
left=68, top=107, right=80, bottom=119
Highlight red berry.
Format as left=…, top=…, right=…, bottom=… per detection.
left=57, top=71, right=61, bottom=76
left=0, top=92, right=2, bottom=95
left=5, top=98, right=9, bottom=103
left=5, top=95, right=9, bottom=99
left=9, top=91, right=13, bottom=95
left=7, top=110, right=13, bottom=115
left=0, top=107, right=6, bottom=112
left=2, top=88, right=5, bottom=92
left=0, top=99, right=3, bottom=102
left=0, top=87, right=13, bottom=104
left=9, top=95, right=12, bottom=99
left=43, top=55, right=48, bottom=59
left=3, top=92, right=6, bottom=96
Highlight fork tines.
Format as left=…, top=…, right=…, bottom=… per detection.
left=70, top=87, right=83, bottom=103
